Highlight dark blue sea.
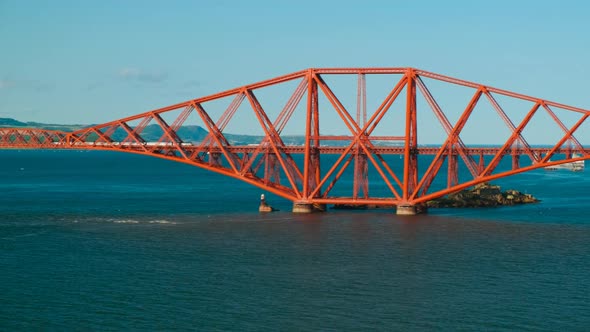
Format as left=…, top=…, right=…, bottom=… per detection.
left=1, top=150, right=589, bottom=331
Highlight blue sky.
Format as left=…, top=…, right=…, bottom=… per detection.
left=1, top=0, right=590, bottom=143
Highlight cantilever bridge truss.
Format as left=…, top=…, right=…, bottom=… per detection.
left=1, top=68, right=590, bottom=208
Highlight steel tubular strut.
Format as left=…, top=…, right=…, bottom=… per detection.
left=322, top=154, right=355, bottom=198
left=303, top=70, right=317, bottom=199
left=90, top=127, right=113, bottom=144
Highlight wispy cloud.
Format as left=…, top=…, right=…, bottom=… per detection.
left=118, top=67, right=168, bottom=83
left=0, top=78, right=51, bottom=92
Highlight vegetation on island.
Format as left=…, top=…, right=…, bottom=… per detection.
left=425, top=182, right=539, bottom=208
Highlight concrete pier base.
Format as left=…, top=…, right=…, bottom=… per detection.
left=292, top=202, right=327, bottom=213
left=292, top=202, right=314, bottom=213
left=396, top=204, right=417, bottom=215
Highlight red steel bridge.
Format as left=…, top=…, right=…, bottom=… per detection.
left=1, top=68, right=589, bottom=214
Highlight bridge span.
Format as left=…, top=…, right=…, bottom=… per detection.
left=1, top=68, right=589, bottom=215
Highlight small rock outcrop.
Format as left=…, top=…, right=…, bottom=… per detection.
left=259, top=194, right=278, bottom=212
left=426, top=182, right=539, bottom=208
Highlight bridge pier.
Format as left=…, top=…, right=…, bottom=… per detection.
left=292, top=202, right=313, bottom=213
left=292, top=202, right=326, bottom=213
left=396, top=204, right=427, bottom=215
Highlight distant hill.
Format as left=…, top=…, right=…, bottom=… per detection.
left=0, top=118, right=88, bottom=132
left=0, top=118, right=29, bottom=127
left=0, top=117, right=277, bottom=144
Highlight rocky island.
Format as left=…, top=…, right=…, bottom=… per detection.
left=426, top=182, right=539, bottom=208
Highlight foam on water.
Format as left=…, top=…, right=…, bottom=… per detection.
left=111, top=219, right=140, bottom=224
left=147, top=219, right=175, bottom=224
left=64, top=217, right=177, bottom=225
left=108, top=218, right=176, bottom=225
left=0, top=231, right=48, bottom=241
